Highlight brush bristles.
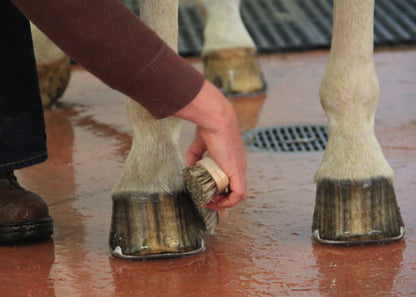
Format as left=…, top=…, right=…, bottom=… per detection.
left=184, top=166, right=217, bottom=204
left=182, top=164, right=219, bottom=233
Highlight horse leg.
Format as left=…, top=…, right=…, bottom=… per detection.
left=198, top=0, right=265, bottom=95
left=31, top=23, right=71, bottom=107
left=109, top=0, right=204, bottom=259
left=313, top=0, right=404, bottom=244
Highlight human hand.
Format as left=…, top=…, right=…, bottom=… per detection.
left=174, top=80, right=247, bottom=210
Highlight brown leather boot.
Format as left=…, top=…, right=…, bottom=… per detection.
left=0, top=172, right=53, bottom=242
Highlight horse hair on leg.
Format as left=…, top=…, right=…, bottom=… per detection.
left=109, top=0, right=204, bottom=259
left=198, top=0, right=265, bottom=95
left=313, top=0, right=404, bottom=244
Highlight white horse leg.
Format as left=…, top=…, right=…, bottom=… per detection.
left=110, top=0, right=204, bottom=259
left=198, top=0, right=264, bottom=94
left=31, top=23, right=71, bottom=107
left=313, top=0, right=404, bottom=244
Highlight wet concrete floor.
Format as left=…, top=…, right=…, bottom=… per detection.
left=1, top=48, right=416, bottom=296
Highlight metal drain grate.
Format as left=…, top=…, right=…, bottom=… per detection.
left=243, top=124, right=328, bottom=152
left=122, top=0, right=416, bottom=56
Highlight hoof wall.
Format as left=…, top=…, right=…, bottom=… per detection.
left=109, top=191, right=204, bottom=259
left=203, top=48, right=266, bottom=95
left=312, top=178, right=405, bottom=245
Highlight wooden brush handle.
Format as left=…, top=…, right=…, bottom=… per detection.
left=196, top=157, right=229, bottom=194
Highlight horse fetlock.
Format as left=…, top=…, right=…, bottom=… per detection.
left=200, top=0, right=255, bottom=54
left=319, top=64, right=379, bottom=117
left=315, top=130, right=394, bottom=182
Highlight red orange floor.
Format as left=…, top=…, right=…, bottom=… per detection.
left=1, top=48, right=415, bottom=296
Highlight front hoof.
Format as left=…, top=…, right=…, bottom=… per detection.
left=109, top=191, right=204, bottom=260
left=312, top=178, right=405, bottom=245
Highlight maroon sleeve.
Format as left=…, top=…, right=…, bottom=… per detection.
left=12, top=0, right=204, bottom=119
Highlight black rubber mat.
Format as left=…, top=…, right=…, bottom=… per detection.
left=243, top=124, right=328, bottom=153
left=122, top=0, right=416, bottom=56
left=176, top=0, right=416, bottom=56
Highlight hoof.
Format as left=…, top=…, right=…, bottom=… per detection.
left=203, top=48, right=266, bottom=95
left=37, top=55, right=71, bottom=107
left=109, top=191, right=204, bottom=260
left=312, top=177, right=405, bottom=245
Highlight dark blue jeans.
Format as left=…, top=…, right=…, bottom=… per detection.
left=0, top=1, right=47, bottom=173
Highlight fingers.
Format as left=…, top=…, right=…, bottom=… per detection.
left=204, top=172, right=248, bottom=211
left=204, top=191, right=247, bottom=211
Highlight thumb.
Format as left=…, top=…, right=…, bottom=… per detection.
left=186, top=133, right=206, bottom=166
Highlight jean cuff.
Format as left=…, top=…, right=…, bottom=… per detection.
left=0, top=152, right=48, bottom=173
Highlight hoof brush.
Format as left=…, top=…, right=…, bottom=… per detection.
left=182, top=157, right=229, bottom=233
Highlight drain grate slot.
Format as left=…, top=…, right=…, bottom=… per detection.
left=244, top=124, right=328, bottom=152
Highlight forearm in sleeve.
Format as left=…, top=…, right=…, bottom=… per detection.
left=12, top=0, right=204, bottom=119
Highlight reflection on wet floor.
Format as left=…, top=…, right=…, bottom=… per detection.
left=230, top=92, right=267, bottom=133
left=1, top=49, right=416, bottom=296
left=313, top=241, right=406, bottom=297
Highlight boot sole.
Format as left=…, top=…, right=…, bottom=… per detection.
left=0, top=217, right=53, bottom=243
